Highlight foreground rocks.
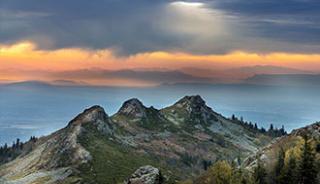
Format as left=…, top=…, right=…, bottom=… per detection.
left=125, top=165, right=163, bottom=184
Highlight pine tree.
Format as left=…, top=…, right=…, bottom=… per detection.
left=269, top=124, right=274, bottom=131
left=274, top=148, right=285, bottom=184
left=316, top=142, right=320, bottom=153
left=4, top=143, right=8, bottom=152
left=298, top=135, right=317, bottom=184
left=232, top=114, right=236, bottom=121
left=202, top=159, right=212, bottom=170
left=253, top=159, right=267, bottom=184
left=280, top=154, right=298, bottom=184
left=280, top=125, right=286, bottom=135
left=268, top=124, right=274, bottom=136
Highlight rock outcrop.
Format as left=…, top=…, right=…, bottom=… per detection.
left=161, top=95, right=219, bottom=126
left=118, top=98, right=147, bottom=118
left=291, top=121, right=320, bottom=138
left=125, top=165, right=163, bottom=184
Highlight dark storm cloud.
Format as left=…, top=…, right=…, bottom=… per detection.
left=0, top=0, right=178, bottom=54
left=0, top=0, right=320, bottom=54
left=210, top=0, right=320, bottom=44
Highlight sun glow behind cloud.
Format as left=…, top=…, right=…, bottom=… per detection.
left=170, top=1, right=204, bottom=7
left=163, top=1, right=228, bottom=39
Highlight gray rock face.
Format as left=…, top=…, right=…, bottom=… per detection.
left=125, top=165, right=162, bottom=184
left=175, top=95, right=206, bottom=111
left=170, top=95, right=219, bottom=124
left=68, top=105, right=110, bottom=126
left=118, top=98, right=147, bottom=118
left=291, top=122, right=320, bottom=139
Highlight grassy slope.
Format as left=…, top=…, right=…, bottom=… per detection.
left=77, top=123, right=179, bottom=184
left=111, top=108, right=180, bottom=133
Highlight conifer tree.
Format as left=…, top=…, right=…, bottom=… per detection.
left=298, top=135, right=317, bottom=184
left=274, top=148, right=285, bottom=184
left=253, top=159, right=267, bottom=184
left=280, top=154, right=298, bottom=184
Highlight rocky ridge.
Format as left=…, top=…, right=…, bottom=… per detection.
left=0, top=95, right=273, bottom=184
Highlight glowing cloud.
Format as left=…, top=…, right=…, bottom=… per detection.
left=170, top=1, right=204, bottom=7
left=164, top=1, right=227, bottom=37
left=1, top=41, right=320, bottom=85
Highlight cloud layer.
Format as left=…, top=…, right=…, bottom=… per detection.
left=1, top=0, right=319, bottom=55
left=1, top=41, right=319, bottom=86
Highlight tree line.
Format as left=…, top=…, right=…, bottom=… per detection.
left=230, top=114, right=287, bottom=137
left=0, top=136, right=37, bottom=164
left=182, top=135, right=320, bottom=184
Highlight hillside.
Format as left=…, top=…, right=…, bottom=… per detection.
left=244, top=122, right=320, bottom=169
left=184, top=122, right=320, bottom=184
left=0, top=95, right=272, bottom=184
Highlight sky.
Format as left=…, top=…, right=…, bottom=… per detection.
left=1, top=0, right=320, bottom=144
left=1, top=0, right=320, bottom=86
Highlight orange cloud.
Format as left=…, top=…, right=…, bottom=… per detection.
left=1, top=41, right=320, bottom=85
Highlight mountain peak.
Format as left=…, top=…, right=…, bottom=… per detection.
left=0, top=96, right=275, bottom=183
left=162, top=95, right=220, bottom=126
left=117, top=98, right=147, bottom=118
left=68, top=105, right=109, bottom=127
left=178, top=95, right=205, bottom=105
left=174, top=95, right=207, bottom=111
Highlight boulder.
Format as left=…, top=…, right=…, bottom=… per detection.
left=125, top=165, right=163, bottom=184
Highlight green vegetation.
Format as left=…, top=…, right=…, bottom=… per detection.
left=274, top=136, right=318, bottom=184
left=77, top=123, right=179, bottom=184
left=278, top=154, right=298, bottom=184
left=298, top=136, right=318, bottom=184
left=187, top=161, right=255, bottom=184
left=209, top=161, right=232, bottom=184
left=112, top=108, right=179, bottom=132
left=274, top=147, right=285, bottom=183
left=183, top=135, right=320, bottom=184
left=253, top=159, right=267, bottom=184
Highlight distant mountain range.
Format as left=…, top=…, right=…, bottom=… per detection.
left=245, top=74, right=320, bottom=86
left=1, top=65, right=315, bottom=86
left=0, top=95, right=272, bottom=184
left=48, top=69, right=213, bottom=85
left=226, top=65, right=312, bottom=75
left=181, top=65, right=314, bottom=83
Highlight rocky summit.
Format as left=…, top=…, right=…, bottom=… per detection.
left=0, top=95, right=273, bottom=184
left=161, top=95, right=220, bottom=126
left=118, top=98, right=147, bottom=118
